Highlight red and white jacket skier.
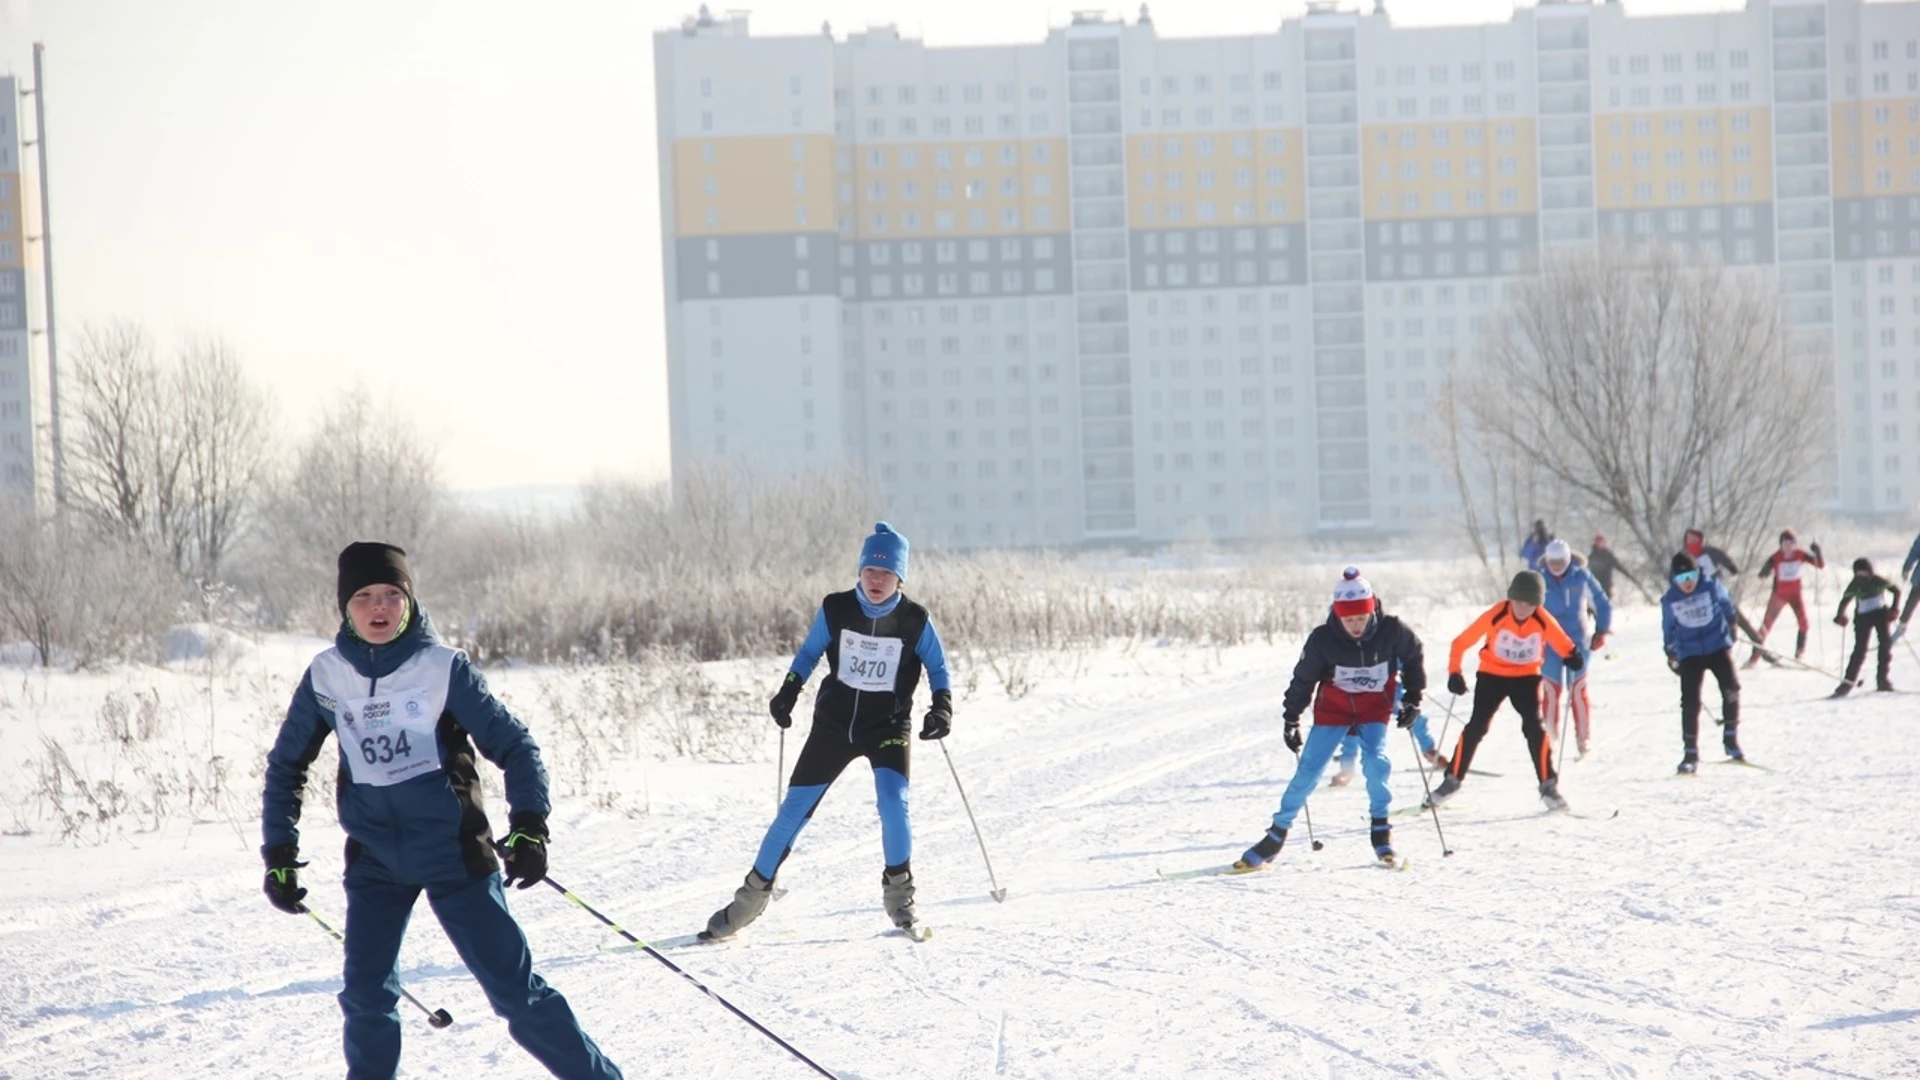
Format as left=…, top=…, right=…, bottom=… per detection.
left=1747, top=529, right=1824, bottom=667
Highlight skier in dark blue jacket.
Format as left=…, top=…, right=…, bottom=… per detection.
left=1237, top=570, right=1426, bottom=871
left=1660, top=551, right=1742, bottom=774
left=704, top=523, right=953, bottom=940
left=261, top=542, right=623, bottom=1080
left=1896, top=530, right=1920, bottom=642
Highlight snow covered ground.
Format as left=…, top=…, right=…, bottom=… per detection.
left=1, top=599, right=1917, bottom=1079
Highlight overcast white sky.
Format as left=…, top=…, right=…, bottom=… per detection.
left=0, top=0, right=1740, bottom=493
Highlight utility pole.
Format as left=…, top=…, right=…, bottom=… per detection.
left=30, top=43, right=63, bottom=512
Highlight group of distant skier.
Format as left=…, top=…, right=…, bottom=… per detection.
left=255, top=520, right=1918, bottom=1078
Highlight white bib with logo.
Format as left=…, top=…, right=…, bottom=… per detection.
left=1331, top=662, right=1390, bottom=694
left=1858, top=592, right=1887, bottom=613
left=838, top=629, right=904, bottom=693
left=1492, top=628, right=1542, bottom=665
left=1776, top=559, right=1804, bottom=582
left=1671, top=591, right=1717, bottom=629
left=309, top=645, right=457, bottom=787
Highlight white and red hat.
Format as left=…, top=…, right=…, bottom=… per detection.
left=1332, top=566, right=1375, bottom=617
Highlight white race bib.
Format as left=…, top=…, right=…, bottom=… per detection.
left=1671, top=592, right=1716, bottom=629
left=1858, top=592, right=1887, bottom=613
left=1776, top=560, right=1803, bottom=582
left=1492, top=628, right=1542, bottom=664
left=339, top=689, right=444, bottom=786
left=837, top=629, right=904, bottom=693
left=1331, top=662, right=1390, bottom=694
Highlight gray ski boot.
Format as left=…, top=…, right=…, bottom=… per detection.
left=882, top=865, right=918, bottom=931
left=701, top=869, right=774, bottom=941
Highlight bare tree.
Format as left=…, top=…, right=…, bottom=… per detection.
left=0, top=497, right=179, bottom=668
left=1455, top=243, right=1830, bottom=583
left=242, top=387, right=446, bottom=628
left=64, top=321, right=187, bottom=561
left=173, top=335, right=274, bottom=582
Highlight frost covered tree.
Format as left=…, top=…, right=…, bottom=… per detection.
left=1449, top=243, right=1830, bottom=585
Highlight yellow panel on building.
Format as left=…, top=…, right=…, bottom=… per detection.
left=840, top=138, right=1070, bottom=240
left=1832, top=97, right=1920, bottom=198
left=673, top=134, right=837, bottom=237
left=1592, top=107, right=1774, bottom=209
left=1359, top=119, right=1538, bottom=219
left=1125, top=131, right=1306, bottom=228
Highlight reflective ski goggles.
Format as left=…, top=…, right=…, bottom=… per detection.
left=1673, top=570, right=1701, bottom=586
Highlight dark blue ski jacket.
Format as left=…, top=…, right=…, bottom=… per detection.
left=261, top=609, right=550, bottom=885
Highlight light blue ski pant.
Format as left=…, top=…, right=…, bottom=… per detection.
left=1276, top=721, right=1392, bottom=828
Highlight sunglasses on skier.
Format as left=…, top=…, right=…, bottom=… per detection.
left=1673, top=570, right=1701, bottom=586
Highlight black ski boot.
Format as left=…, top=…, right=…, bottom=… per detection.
left=1830, top=681, right=1854, bottom=698
left=1723, top=729, right=1744, bottom=762
left=1235, top=826, right=1287, bottom=871
left=1677, top=749, right=1699, bottom=775
left=1370, top=817, right=1398, bottom=866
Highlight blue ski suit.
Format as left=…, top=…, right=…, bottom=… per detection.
left=262, top=610, right=622, bottom=1080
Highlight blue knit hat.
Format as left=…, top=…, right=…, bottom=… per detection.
left=859, top=522, right=909, bottom=582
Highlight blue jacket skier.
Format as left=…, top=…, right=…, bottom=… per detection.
left=1238, top=569, right=1426, bottom=871
left=261, top=542, right=623, bottom=1080
left=1539, top=539, right=1612, bottom=758
left=1660, top=552, right=1742, bottom=773
left=1897, top=531, right=1920, bottom=637
left=705, top=523, right=953, bottom=940
left=1520, top=520, right=1553, bottom=572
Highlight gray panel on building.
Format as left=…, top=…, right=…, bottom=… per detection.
left=676, top=232, right=841, bottom=299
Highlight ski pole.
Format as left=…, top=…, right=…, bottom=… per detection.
left=1406, top=727, right=1454, bottom=857
left=1747, top=640, right=1851, bottom=684
left=939, top=741, right=1008, bottom=902
left=776, top=728, right=786, bottom=813
left=1550, top=667, right=1571, bottom=775
left=1292, top=750, right=1324, bottom=852
left=534, top=874, right=838, bottom=1079
left=303, top=907, right=453, bottom=1029
left=1433, top=693, right=1461, bottom=765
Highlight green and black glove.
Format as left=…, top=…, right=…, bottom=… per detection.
left=262, top=843, right=308, bottom=914
left=500, top=813, right=549, bottom=890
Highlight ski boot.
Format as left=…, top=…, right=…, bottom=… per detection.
left=1369, top=817, right=1399, bottom=867
left=1234, top=826, right=1286, bottom=871
left=1676, top=749, right=1699, bottom=775
left=1423, top=775, right=1461, bottom=809
left=1877, top=680, right=1896, bottom=693
left=1723, top=731, right=1744, bottom=763
left=1794, top=630, right=1809, bottom=659
left=1328, top=765, right=1356, bottom=787
left=1538, top=779, right=1568, bottom=812
left=701, top=869, right=774, bottom=941
left=882, top=864, right=918, bottom=931
left=1830, top=681, right=1854, bottom=698
left=1577, top=738, right=1592, bottom=760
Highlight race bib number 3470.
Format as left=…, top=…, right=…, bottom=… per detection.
left=838, top=630, right=904, bottom=693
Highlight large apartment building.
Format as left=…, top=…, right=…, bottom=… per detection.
left=654, top=0, right=1920, bottom=548
left=0, top=75, right=42, bottom=508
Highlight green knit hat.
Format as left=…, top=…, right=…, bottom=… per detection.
left=1508, top=570, right=1545, bottom=606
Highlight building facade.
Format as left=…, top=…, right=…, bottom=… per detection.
left=655, top=0, right=1920, bottom=547
left=0, top=75, right=41, bottom=508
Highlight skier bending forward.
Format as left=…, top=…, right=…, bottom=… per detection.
left=1237, top=569, right=1426, bottom=871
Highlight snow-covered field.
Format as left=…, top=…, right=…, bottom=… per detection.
left=1, top=599, right=1917, bottom=1079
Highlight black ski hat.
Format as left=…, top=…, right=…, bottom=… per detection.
left=1853, top=557, right=1873, bottom=575
left=337, top=542, right=414, bottom=615
left=1670, top=552, right=1697, bottom=577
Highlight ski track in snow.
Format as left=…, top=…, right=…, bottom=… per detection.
left=2, top=604, right=1919, bottom=1078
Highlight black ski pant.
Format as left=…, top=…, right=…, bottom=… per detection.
left=1843, top=609, right=1894, bottom=688
left=1678, top=648, right=1740, bottom=752
left=751, top=719, right=912, bottom=880
left=1448, top=673, right=1554, bottom=784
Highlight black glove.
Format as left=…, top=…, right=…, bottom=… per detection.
left=1563, top=650, right=1585, bottom=673
left=1834, top=614, right=1849, bottom=628
left=262, top=843, right=308, bottom=914
left=768, top=672, right=803, bottom=729
left=500, top=812, right=549, bottom=890
left=1666, top=653, right=1681, bottom=674
left=1283, top=713, right=1303, bottom=753
left=1810, top=542, right=1823, bottom=561
left=1447, top=672, right=1468, bottom=697
left=919, top=689, right=952, bottom=740
left=1395, top=702, right=1420, bottom=729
